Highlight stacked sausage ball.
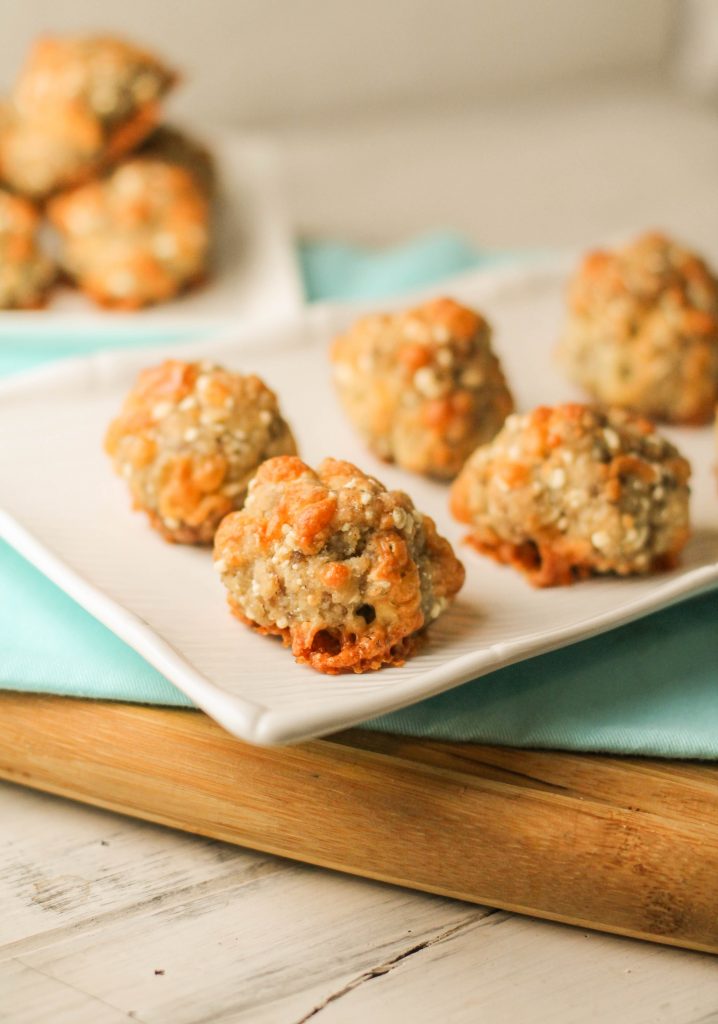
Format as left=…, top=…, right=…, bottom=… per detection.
left=0, top=34, right=213, bottom=310
left=107, top=230, right=716, bottom=674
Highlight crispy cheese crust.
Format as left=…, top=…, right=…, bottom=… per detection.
left=558, top=232, right=718, bottom=425
left=48, top=158, right=209, bottom=309
left=214, top=456, right=465, bottom=674
left=0, top=189, right=55, bottom=308
left=450, top=403, right=691, bottom=587
left=105, top=360, right=298, bottom=544
left=331, top=297, right=514, bottom=479
left=0, top=35, right=176, bottom=198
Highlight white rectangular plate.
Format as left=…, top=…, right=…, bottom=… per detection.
left=0, top=262, right=716, bottom=745
left=0, top=128, right=303, bottom=336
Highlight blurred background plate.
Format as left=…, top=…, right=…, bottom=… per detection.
left=0, top=129, right=304, bottom=337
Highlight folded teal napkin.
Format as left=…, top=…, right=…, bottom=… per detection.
left=2, top=232, right=716, bottom=757
left=298, top=233, right=529, bottom=302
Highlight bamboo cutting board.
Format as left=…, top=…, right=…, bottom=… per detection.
left=1, top=692, right=717, bottom=955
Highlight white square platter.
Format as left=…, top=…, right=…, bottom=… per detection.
left=0, top=260, right=716, bottom=744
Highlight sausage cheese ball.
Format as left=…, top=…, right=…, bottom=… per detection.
left=450, top=403, right=691, bottom=587
left=138, top=125, right=216, bottom=198
left=105, top=360, right=298, bottom=544
left=0, top=35, right=176, bottom=198
left=0, top=189, right=55, bottom=308
left=214, top=456, right=465, bottom=674
left=48, top=158, right=210, bottom=309
left=558, top=232, right=718, bottom=425
left=331, top=297, right=514, bottom=480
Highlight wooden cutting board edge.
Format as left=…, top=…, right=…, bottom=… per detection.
left=1, top=693, right=717, bottom=955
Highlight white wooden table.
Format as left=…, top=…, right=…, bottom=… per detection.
left=5, top=84, right=718, bottom=1021
left=3, top=781, right=718, bottom=1023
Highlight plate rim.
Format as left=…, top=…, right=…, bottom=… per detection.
left=1, top=504, right=717, bottom=745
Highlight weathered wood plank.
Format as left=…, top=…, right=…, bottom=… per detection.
left=0, top=782, right=283, bottom=951
left=12, top=840, right=486, bottom=1024
left=306, top=914, right=718, bottom=1024
left=0, top=958, right=134, bottom=1023
left=1, top=780, right=717, bottom=1024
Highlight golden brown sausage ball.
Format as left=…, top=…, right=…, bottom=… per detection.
left=48, top=158, right=209, bottom=309
left=331, top=297, right=514, bottom=479
left=214, top=456, right=465, bottom=673
left=137, top=125, right=216, bottom=197
left=0, top=35, right=176, bottom=198
left=558, top=232, right=718, bottom=425
left=450, top=403, right=691, bottom=587
left=105, top=360, right=298, bottom=544
left=0, top=188, right=54, bottom=308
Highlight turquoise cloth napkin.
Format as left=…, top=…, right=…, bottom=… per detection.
left=1, top=232, right=716, bottom=757
left=298, top=233, right=528, bottom=302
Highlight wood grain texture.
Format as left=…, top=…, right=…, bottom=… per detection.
left=4, top=782, right=718, bottom=1024
left=0, top=694, right=717, bottom=956
left=305, top=913, right=718, bottom=1024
